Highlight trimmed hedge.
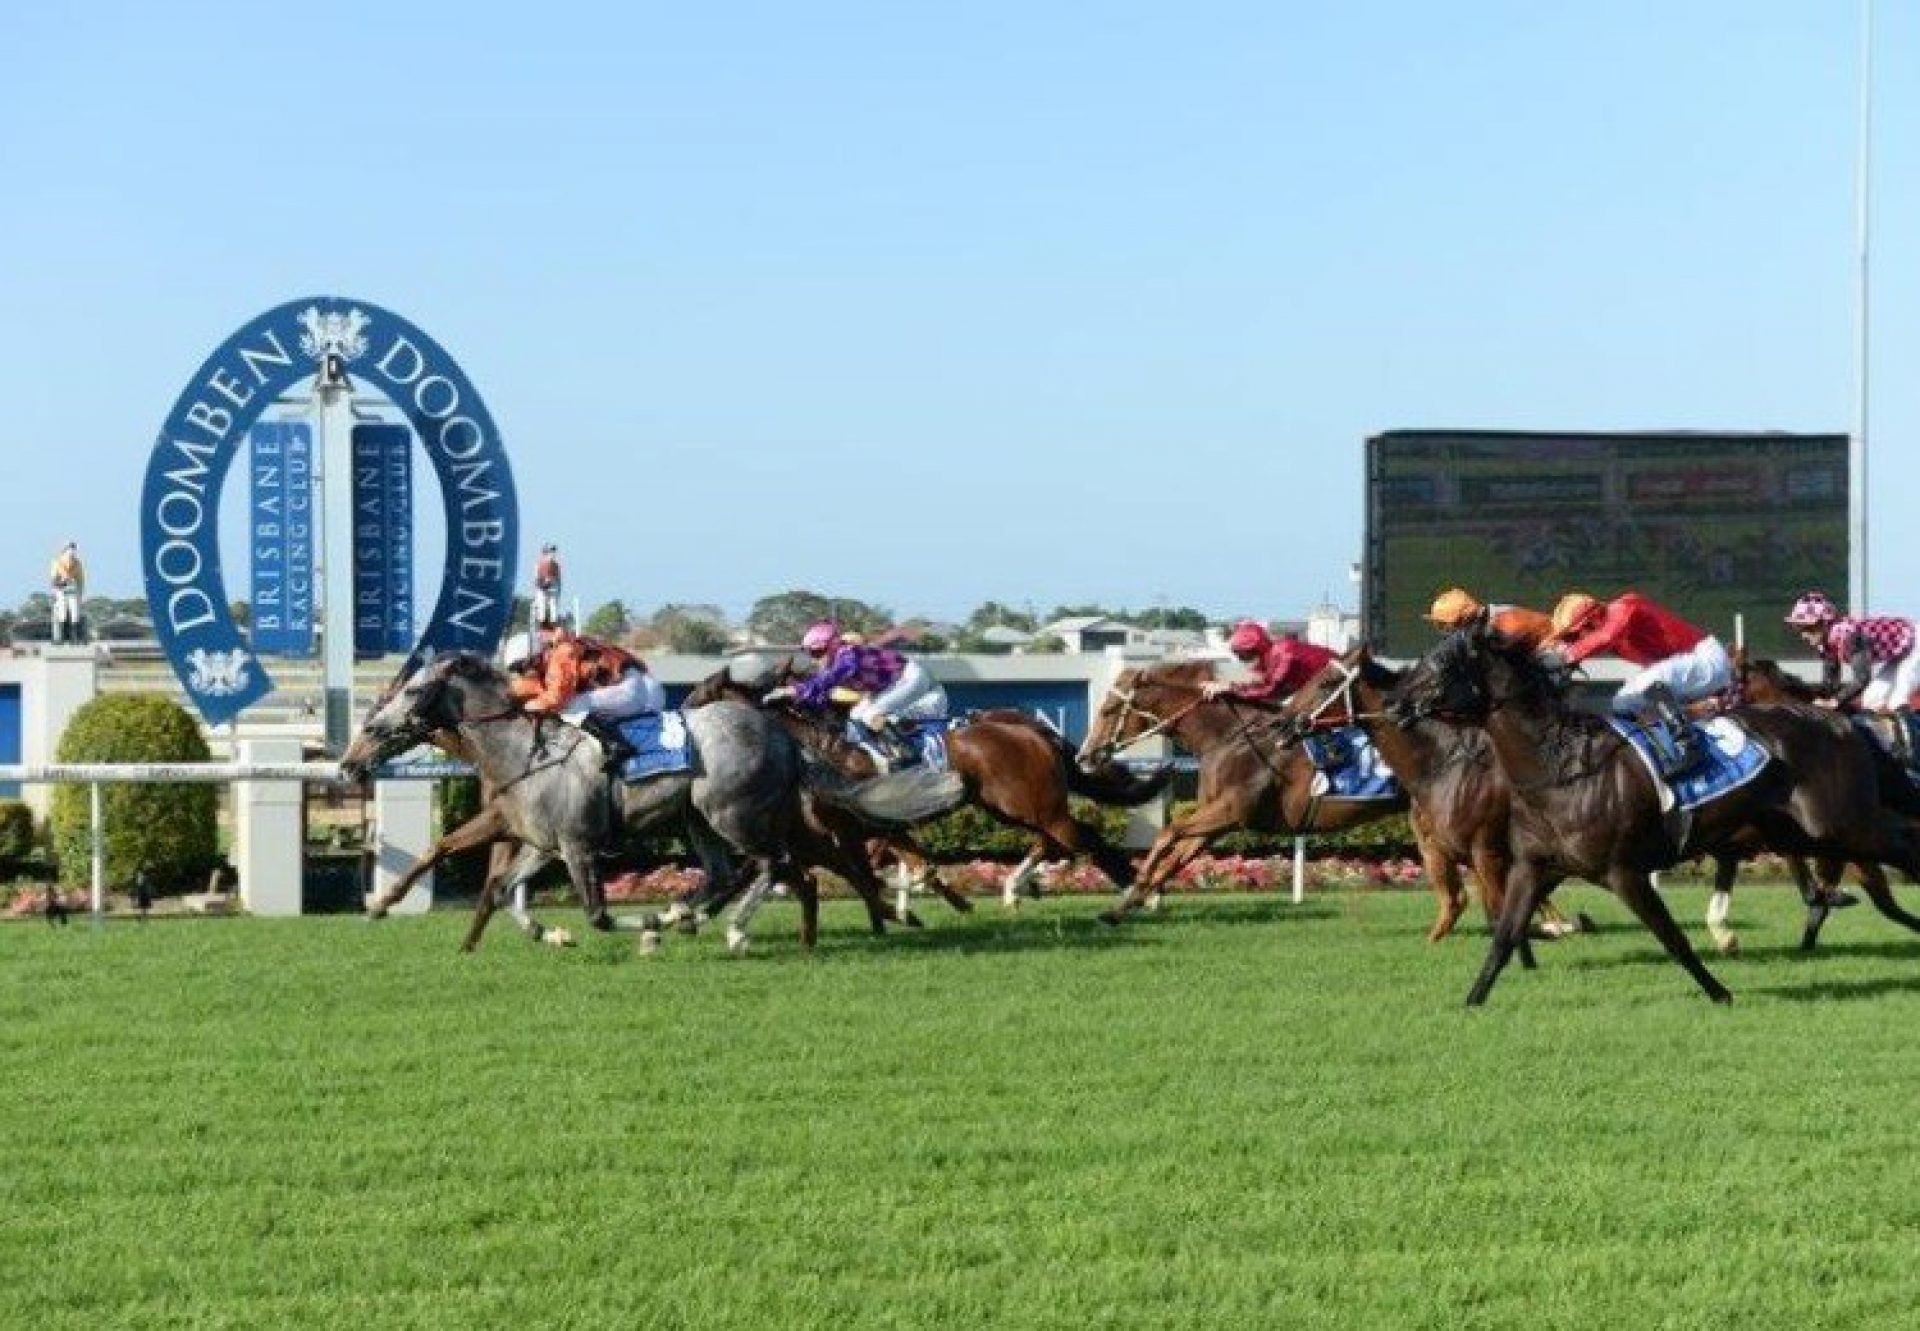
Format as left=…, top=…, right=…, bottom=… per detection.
left=0, top=800, right=33, bottom=868
left=52, top=694, right=217, bottom=893
left=914, top=800, right=1133, bottom=861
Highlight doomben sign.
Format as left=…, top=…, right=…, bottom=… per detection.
left=141, top=298, right=518, bottom=724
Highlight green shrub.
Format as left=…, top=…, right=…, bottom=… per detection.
left=0, top=800, right=34, bottom=867
left=1168, top=802, right=1418, bottom=859
left=52, top=694, right=217, bottom=893
left=914, top=799, right=1133, bottom=861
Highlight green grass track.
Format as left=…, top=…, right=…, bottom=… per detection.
left=4, top=886, right=1920, bottom=1329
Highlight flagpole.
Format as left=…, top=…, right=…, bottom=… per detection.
left=1850, top=0, right=1874, bottom=616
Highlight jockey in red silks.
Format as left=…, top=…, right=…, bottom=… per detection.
left=1202, top=620, right=1336, bottom=704
left=1548, top=592, right=1729, bottom=766
left=766, top=621, right=950, bottom=760
left=1784, top=591, right=1920, bottom=714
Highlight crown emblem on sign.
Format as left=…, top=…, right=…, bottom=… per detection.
left=297, top=306, right=371, bottom=363
left=185, top=647, right=253, bottom=698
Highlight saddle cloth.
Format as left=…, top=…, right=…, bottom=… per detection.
left=1303, top=726, right=1401, bottom=801
left=1850, top=711, right=1920, bottom=786
left=617, top=711, right=695, bottom=782
left=1609, top=716, right=1769, bottom=813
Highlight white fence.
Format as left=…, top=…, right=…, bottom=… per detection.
left=0, top=758, right=462, bottom=923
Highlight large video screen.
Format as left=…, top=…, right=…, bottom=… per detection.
left=1364, top=430, right=1848, bottom=659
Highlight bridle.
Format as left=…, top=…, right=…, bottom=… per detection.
left=1083, top=681, right=1206, bottom=764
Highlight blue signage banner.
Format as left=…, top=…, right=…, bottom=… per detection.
left=352, top=424, right=414, bottom=656
left=141, top=298, right=518, bottom=725
left=248, top=421, right=315, bottom=656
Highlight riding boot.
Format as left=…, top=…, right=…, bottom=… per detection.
left=1644, top=684, right=1704, bottom=776
left=580, top=715, right=636, bottom=774
left=1894, top=706, right=1918, bottom=772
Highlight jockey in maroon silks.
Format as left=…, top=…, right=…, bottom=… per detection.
left=1202, top=620, right=1336, bottom=705
left=1784, top=591, right=1920, bottom=714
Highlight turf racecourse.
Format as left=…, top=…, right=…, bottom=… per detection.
left=6, top=889, right=1920, bottom=1330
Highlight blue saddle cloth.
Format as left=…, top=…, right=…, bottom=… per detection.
left=1608, top=716, right=1769, bottom=812
left=844, top=717, right=957, bottom=772
left=1300, top=726, right=1401, bottom=801
left=1850, top=712, right=1920, bottom=786
left=617, top=711, right=695, bottom=782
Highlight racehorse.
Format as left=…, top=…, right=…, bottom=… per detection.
left=684, top=660, right=1173, bottom=911
left=1077, top=660, right=1408, bottom=924
left=1281, top=646, right=1521, bottom=942
left=1393, top=625, right=1920, bottom=1005
left=343, top=653, right=967, bottom=955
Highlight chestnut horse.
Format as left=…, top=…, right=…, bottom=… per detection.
left=684, top=664, right=1172, bottom=908
left=1394, top=626, right=1920, bottom=1005
left=1077, top=660, right=1409, bottom=924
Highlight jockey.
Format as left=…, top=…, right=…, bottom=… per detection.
left=1423, top=587, right=1555, bottom=652
left=504, top=624, right=664, bottom=769
left=1201, top=620, right=1335, bottom=703
left=766, top=621, right=949, bottom=760
left=1549, top=592, right=1730, bottom=766
left=1784, top=591, right=1920, bottom=714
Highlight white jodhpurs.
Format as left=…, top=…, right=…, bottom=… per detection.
left=852, top=659, right=948, bottom=728
left=1861, top=651, right=1920, bottom=712
left=560, top=669, right=665, bottom=725
left=530, top=587, right=562, bottom=627
left=1612, top=635, right=1732, bottom=715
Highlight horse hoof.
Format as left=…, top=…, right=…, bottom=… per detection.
left=904, top=912, right=925, bottom=930
left=726, top=928, right=750, bottom=956
left=674, top=916, right=701, bottom=935
left=544, top=928, right=575, bottom=948
left=1714, top=936, right=1740, bottom=958
left=1098, top=910, right=1123, bottom=928
left=638, top=930, right=662, bottom=956
left=1001, top=897, right=1022, bottom=913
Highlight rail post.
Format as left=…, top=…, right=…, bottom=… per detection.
left=89, top=781, right=105, bottom=926
left=1292, top=836, right=1307, bottom=904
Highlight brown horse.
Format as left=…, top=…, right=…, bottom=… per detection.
left=1077, top=660, right=1409, bottom=924
left=1281, top=647, right=1517, bottom=942
left=684, top=664, right=1172, bottom=908
left=1395, top=626, right=1920, bottom=1005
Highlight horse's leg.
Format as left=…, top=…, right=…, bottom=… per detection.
left=560, top=843, right=614, bottom=934
left=898, top=837, right=971, bottom=915
left=725, top=863, right=780, bottom=956
left=1421, top=839, right=1467, bottom=942
left=793, top=868, right=820, bottom=950
left=1001, top=844, right=1047, bottom=909
left=1103, top=800, right=1238, bottom=924
left=1608, top=865, right=1732, bottom=1004
left=1466, top=862, right=1547, bottom=1006
left=496, top=846, right=568, bottom=946
left=368, top=803, right=508, bottom=919
left=1849, top=859, right=1920, bottom=937
left=1706, top=852, right=1740, bottom=956
left=459, top=838, right=521, bottom=953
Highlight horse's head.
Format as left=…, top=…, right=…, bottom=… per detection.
left=1077, top=660, right=1213, bottom=767
left=341, top=653, right=498, bottom=780
left=1389, top=628, right=1490, bottom=728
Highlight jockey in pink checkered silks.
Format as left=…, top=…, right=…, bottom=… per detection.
left=1785, top=592, right=1920, bottom=714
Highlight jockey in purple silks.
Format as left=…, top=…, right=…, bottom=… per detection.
left=765, top=622, right=949, bottom=761
left=1785, top=591, right=1920, bottom=714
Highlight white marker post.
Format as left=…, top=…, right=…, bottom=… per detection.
left=313, top=357, right=358, bottom=753
left=1292, top=836, right=1307, bottom=904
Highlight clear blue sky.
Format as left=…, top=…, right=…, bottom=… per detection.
left=4, top=2, right=1916, bottom=625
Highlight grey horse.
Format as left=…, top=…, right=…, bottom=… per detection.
left=340, top=652, right=967, bottom=954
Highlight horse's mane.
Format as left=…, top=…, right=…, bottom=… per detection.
left=1139, top=659, right=1216, bottom=690
left=439, top=651, right=507, bottom=687
left=1746, top=656, right=1819, bottom=703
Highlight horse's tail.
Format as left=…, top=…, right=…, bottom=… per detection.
left=1065, top=756, right=1175, bottom=806
left=801, top=758, right=968, bottom=830
left=974, top=708, right=1174, bottom=807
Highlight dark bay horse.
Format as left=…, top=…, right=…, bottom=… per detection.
left=1281, top=647, right=1522, bottom=942
left=1394, top=626, right=1920, bottom=1005
left=684, top=663, right=1172, bottom=910
left=1078, top=660, right=1408, bottom=924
